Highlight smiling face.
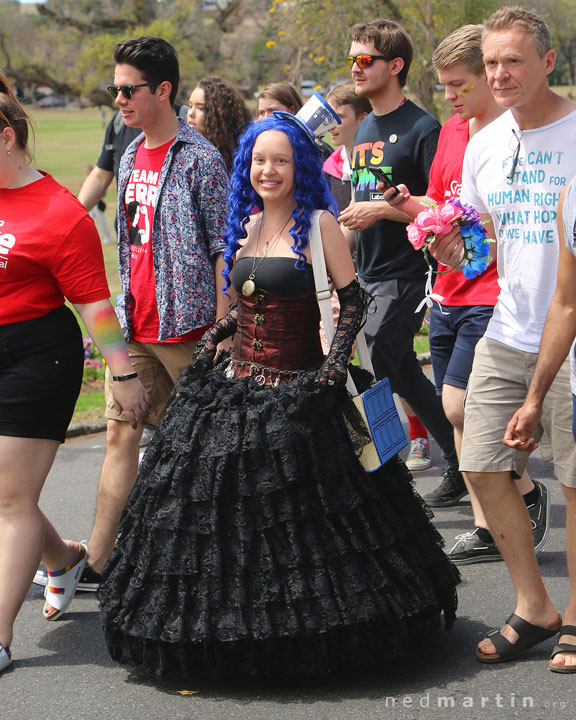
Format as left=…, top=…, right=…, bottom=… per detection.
left=112, top=63, right=160, bottom=131
left=436, top=63, right=491, bottom=121
left=249, top=130, right=295, bottom=203
left=187, top=86, right=206, bottom=135
left=483, top=28, right=555, bottom=111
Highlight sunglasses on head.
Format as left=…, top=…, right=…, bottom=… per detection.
left=106, top=82, right=158, bottom=101
left=507, top=128, right=523, bottom=182
left=348, top=54, right=390, bottom=68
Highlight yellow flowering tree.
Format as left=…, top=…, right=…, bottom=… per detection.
left=263, top=0, right=498, bottom=115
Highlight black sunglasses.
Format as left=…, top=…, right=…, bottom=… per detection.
left=506, top=128, right=523, bottom=182
left=348, top=54, right=390, bottom=68
left=106, top=82, right=158, bottom=101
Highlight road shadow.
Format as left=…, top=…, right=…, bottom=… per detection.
left=87, top=615, right=526, bottom=705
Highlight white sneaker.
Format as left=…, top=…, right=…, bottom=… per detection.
left=405, top=437, right=432, bottom=471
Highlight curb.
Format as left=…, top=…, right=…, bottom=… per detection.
left=66, top=418, right=107, bottom=439
left=66, top=353, right=432, bottom=439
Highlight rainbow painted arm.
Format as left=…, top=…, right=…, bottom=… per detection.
left=73, top=299, right=150, bottom=426
left=74, top=300, right=132, bottom=373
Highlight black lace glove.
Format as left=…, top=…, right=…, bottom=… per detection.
left=315, top=279, right=368, bottom=388
left=191, top=306, right=238, bottom=371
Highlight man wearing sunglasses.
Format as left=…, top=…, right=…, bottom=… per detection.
left=432, top=7, right=576, bottom=669
left=60, top=37, right=230, bottom=595
left=339, top=18, right=463, bottom=499
left=77, top=93, right=187, bottom=229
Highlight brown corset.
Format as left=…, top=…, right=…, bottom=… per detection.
left=230, top=290, right=324, bottom=383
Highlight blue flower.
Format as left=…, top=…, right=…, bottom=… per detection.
left=462, top=257, right=487, bottom=279
left=461, top=222, right=486, bottom=243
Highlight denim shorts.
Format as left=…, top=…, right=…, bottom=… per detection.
left=428, top=304, right=494, bottom=394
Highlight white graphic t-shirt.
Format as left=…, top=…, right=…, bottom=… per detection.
left=461, top=108, right=576, bottom=353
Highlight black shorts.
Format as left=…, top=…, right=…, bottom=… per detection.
left=0, top=305, right=84, bottom=442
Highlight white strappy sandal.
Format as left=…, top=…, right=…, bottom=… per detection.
left=43, top=543, right=87, bottom=621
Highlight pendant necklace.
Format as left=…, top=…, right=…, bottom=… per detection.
left=241, top=213, right=292, bottom=297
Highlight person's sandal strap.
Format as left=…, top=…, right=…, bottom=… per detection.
left=505, top=613, right=561, bottom=651
left=550, top=625, right=576, bottom=665
left=555, top=624, right=576, bottom=638
left=43, top=543, right=87, bottom=619
left=478, top=613, right=561, bottom=663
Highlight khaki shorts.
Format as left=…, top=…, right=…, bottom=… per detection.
left=460, top=335, right=576, bottom=487
left=105, top=340, right=198, bottom=426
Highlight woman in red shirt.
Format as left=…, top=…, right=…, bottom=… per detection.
left=0, top=73, right=150, bottom=673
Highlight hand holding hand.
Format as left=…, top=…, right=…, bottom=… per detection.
left=113, top=379, right=151, bottom=430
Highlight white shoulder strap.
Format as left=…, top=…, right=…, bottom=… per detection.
left=308, top=210, right=375, bottom=394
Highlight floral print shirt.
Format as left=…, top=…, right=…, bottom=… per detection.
left=116, top=119, right=229, bottom=341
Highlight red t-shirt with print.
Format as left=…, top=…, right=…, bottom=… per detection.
left=126, top=139, right=209, bottom=342
left=427, top=113, right=500, bottom=306
left=0, top=173, right=109, bottom=325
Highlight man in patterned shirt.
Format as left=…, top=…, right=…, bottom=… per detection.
left=87, top=37, right=230, bottom=579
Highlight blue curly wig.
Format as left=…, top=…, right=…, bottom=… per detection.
left=222, top=116, right=338, bottom=294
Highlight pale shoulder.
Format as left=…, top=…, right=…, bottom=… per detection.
left=318, top=209, right=339, bottom=232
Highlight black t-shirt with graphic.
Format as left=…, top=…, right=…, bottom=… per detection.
left=352, top=100, right=440, bottom=281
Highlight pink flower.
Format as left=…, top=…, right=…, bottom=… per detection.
left=406, top=200, right=466, bottom=252
left=415, top=207, right=450, bottom=236
left=438, top=202, right=464, bottom=226
left=407, top=222, right=429, bottom=250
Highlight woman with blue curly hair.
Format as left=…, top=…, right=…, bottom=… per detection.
left=99, top=115, right=459, bottom=679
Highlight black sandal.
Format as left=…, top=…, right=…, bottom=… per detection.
left=477, top=612, right=562, bottom=664
left=549, top=625, right=576, bottom=673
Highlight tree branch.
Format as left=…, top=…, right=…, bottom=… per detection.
left=37, top=5, right=131, bottom=33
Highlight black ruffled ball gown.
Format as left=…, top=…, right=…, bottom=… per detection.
left=99, top=257, right=459, bottom=678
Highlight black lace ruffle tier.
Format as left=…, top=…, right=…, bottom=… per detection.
left=99, top=367, right=459, bottom=678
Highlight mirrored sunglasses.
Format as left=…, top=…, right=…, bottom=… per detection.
left=348, top=54, right=390, bottom=68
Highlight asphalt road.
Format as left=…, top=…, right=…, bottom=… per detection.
left=3, top=386, right=575, bottom=720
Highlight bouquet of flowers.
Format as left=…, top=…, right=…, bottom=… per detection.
left=406, top=199, right=493, bottom=280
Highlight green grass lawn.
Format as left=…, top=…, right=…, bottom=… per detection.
left=31, top=107, right=114, bottom=191
left=32, top=106, right=121, bottom=295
